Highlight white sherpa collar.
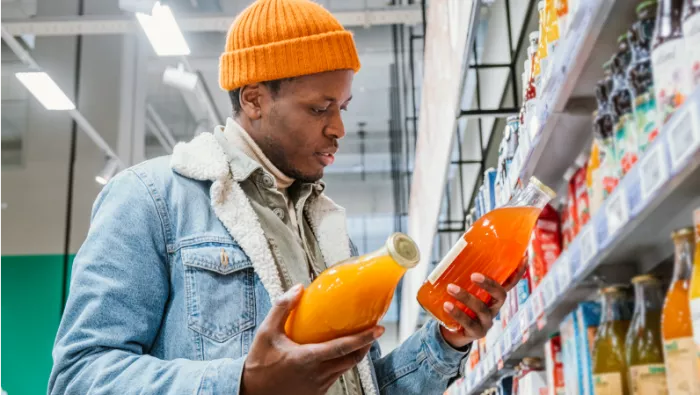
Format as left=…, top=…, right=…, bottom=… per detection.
left=170, top=133, right=377, bottom=395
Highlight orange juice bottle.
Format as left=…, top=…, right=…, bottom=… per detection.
left=285, top=233, right=419, bottom=344
left=662, top=227, right=700, bottom=394
left=691, top=209, right=700, bottom=376
left=417, top=177, right=555, bottom=330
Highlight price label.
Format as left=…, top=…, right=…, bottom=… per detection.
left=504, top=326, right=513, bottom=354
left=639, top=142, right=669, bottom=201
left=579, top=225, right=598, bottom=269
left=668, top=109, right=699, bottom=169
left=606, top=188, right=629, bottom=237
left=532, top=288, right=544, bottom=318
left=556, top=253, right=572, bottom=292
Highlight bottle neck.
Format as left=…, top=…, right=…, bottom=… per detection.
left=601, top=293, right=630, bottom=322
left=656, top=0, right=683, bottom=39
left=671, top=235, right=694, bottom=283
left=633, top=282, right=664, bottom=318
left=507, top=181, right=552, bottom=209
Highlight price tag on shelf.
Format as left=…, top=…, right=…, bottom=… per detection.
left=520, top=304, right=531, bottom=344
left=579, top=225, right=598, bottom=270
left=667, top=108, right=700, bottom=170
left=605, top=188, right=629, bottom=237
left=639, top=141, right=670, bottom=201
left=556, top=253, right=572, bottom=293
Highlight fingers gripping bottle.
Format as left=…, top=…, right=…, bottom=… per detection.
left=417, top=177, right=555, bottom=330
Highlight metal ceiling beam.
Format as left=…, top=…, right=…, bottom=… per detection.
left=1, top=6, right=423, bottom=36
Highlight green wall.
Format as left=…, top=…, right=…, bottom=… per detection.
left=2, top=255, right=74, bottom=395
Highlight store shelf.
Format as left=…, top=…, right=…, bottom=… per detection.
left=455, top=86, right=700, bottom=394
left=508, top=0, right=632, bottom=192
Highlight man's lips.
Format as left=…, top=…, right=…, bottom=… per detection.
left=315, top=152, right=335, bottom=166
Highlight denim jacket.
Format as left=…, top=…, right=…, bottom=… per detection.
left=48, top=132, right=469, bottom=395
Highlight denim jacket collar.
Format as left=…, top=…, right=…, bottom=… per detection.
left=169, top=131, right=377, bottom=395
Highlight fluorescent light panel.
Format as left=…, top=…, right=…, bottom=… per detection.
left=136, top=2, right=190, bottom=56
left=15, top=72, right=75, bottom=110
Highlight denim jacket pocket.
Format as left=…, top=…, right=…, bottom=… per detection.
left=182, top=243, right=256, bottom=343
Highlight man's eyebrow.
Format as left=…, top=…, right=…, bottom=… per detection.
left=322, top=95, right=353, bottom=103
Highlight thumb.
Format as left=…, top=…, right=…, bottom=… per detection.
left=265, top=284, right=304, bottom=331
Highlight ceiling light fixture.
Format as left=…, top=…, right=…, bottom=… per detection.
left=162, top=63, right=198, bottom=91
left=95, top=158, right=121, bottom=185
left=135, top=1, right=190, bottom=57
left=15, top=72, right=75, bottom=110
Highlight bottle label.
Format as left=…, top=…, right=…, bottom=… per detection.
left=593, top=372, right=624, bottom=395
left=427, top=237, right=467, bottom=284
left=651, top=39, right=689, bottom=127
left=683, top=13, right=700, bottom=90
left=663, top=337, right=700, bottom=394
left=634, top=94, right=658, bottom=154
left=629, top=363, right=667, bottom=395
left=614, top=115, right=639, bottom=176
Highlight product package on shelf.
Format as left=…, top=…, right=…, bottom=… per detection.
left=572, top=154, right=590, bottom=232
left=528, top=204, right=562, bottom=288
left=484, top=168, right=498, bottom=212
left=545, top=334, right=565, bottom=395
left=574, top=302, right=601, bottom=395
left=560, top=312, right=580, bottom=395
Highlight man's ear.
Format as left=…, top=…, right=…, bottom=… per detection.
left=240, top=84, right=263, bottom=120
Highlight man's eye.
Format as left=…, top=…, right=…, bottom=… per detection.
left=311, top=107, right=327, bottom=114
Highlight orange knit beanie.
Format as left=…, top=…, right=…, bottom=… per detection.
left=219, top=0, right=361, bottom=91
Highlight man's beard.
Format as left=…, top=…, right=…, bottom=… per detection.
left=263, top=135, right=323, bottom=183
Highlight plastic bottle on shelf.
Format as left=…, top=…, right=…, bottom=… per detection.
left=682, top=0, right=700, bottom=88
left=595, top=61, right=621, bottom=198
left=417, top=177, right=555, bottom=330
left=652, top=0, right=690, bottom=127
left=592, top=285, right=632, bottom=395
left=629, top=1, right=660, bottom=155
left=662, top=227, right=700, bottom=394
left=625, top=275, right=668, bottom=395
left=690, top=208, right=700, bottom=378
left=285, top=233, right=419, bottom=344
left=545, top=0, right=560, bottom=63
left=611, top=34, right=639, bottom=177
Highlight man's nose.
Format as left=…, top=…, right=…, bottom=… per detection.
left=325, top=110, right=346, bottom=140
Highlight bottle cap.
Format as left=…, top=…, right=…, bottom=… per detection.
left=636, top=0, right=657, bottom=16
left=529, top=176, right=556, bottom=199
left=538, top=1, right=545, bottom=11
left=671, top=227, right=693, bottom=239
left=631, top=274, right=660, bottom=284
left=386, top=232, right=420, bottom=269
left=600, top=284, right=627, bottom=294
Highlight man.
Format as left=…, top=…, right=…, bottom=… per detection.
left=49, top=0, right=526, bottom=394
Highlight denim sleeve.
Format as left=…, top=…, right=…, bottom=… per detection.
left=48, top=170, right=244, bottom=395
left=371, top=320, right=470, bottom=394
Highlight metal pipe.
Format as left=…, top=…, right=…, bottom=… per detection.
left=469, top=63, right=512, bottom=69
left=146, top=103, right=178, bottom=148
left=459, top=108, right=520, bottom=118
left=146, top=118, right=173, bottom=153
left=504, top=0, right=519, bottom=108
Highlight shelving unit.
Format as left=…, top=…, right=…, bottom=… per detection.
left=446, top=0, right=700, bottom=393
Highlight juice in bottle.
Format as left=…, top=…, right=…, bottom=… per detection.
left=417, top=177, right=555, bottom=330
left=626, top=275, right=668, bottom=395
left=662, top=227, right=700, bottom=394
left=652, top=0, right=689, bottom=127
left=285, top=233, right=419, bottom=344
left=691, top=208, right=700, bottom=377
left=592, top=285, right=633, bottom=395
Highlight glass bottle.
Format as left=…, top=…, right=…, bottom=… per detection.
left=417, top=177, right=555, bottom=330
left=691, top=208, right=700, bottom=378
left=545, top=0, right=560, bottom=60
left=628, top=1, right=658, bottom=97
left=626, top=275, right=668, bottom=395
left=285, top=232, right=419, bottom=344
left=682, top=0, right=700, bottom=88
left=662, top=227, right=700, bottom=394
left=592, top=285, right=633, bottom=395
left=651, top=0, right=689, bottom=127
left=611, top=33, right=638, bottom=176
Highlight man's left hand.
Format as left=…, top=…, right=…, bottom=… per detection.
left=439, top=258, right=528, bottom=349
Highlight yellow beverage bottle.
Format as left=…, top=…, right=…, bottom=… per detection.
left=285, top=233, right=419, bottom=344
left=592, top=285, right=633, bottom=395
left=626, top=275, right=668, bottom=395
left=691, top=208, right=700, bottom=376
left=545, top=0, right=560, bottom=58
left=662, top=227, right=700, bottom=394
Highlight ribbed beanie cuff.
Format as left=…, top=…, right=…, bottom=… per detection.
left=219, top=30, right=360, bottom=91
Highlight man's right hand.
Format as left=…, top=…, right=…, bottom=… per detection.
left=241, top=284, right=384, bottom=395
